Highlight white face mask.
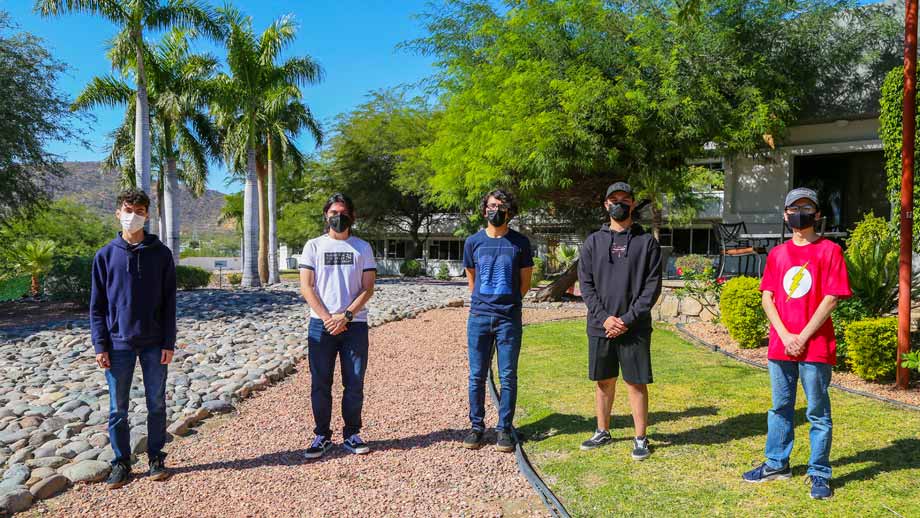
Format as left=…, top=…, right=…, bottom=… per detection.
left=119, top=211, right=146, bottom=234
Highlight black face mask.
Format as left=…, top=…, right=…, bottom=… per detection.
left=328, top=214, right=352, bottom=233
left=608, top=202, right=631, bottom=222
left=787, top=212, right=816, bottom=230
left=486, top=209, right=508, bottom=227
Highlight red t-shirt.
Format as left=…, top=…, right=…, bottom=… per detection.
left=759, top=237, right=852, bottom=364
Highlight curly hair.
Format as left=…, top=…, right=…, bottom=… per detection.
left=116, top=189, right=150, bottom=210
left=479, top=189, right=518, bottom=217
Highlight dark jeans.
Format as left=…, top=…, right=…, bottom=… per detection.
left=308, top=318, right=369, bottom=438
left=105, top=346, right=168, bottom=466
left=467, top=312, right=523, bottom=432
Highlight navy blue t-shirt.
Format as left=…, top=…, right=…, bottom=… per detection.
left=463, top=229, right=534, bottom=319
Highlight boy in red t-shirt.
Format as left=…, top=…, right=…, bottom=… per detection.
left=742, top=187, right=851, bottom=500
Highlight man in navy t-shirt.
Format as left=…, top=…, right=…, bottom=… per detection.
left=461, top=189, right=534, bottom=452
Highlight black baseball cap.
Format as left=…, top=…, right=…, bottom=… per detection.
left=605, top=181, right=633, bottom=199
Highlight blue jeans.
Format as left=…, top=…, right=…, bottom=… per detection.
left=105, top=346, right=168, bottom=465
left=765, top=360, right=833, bottom=478
left=307, top=318, right=369, bottom=438
left=467, top=313, right=523, bottom=432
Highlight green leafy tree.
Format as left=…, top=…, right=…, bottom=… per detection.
left=0, top=200, right=116, bottom=261
left=412, top=0, right=900, bottom=231
left=0, top=12, right=80, bottom=221
left=5, top=239, right=56, bottom=297
left=327, top=89, right=439, bottom=258
left=36, top=0, right=224, bottom=204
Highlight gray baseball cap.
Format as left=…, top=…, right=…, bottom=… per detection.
left=605, top=181, right=633, bottom=199
left=784, top=187, right=818, bottom=208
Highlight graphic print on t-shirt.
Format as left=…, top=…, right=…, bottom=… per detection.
left=782, top=261, right=812, bottom=301
left=324, top=252, right=355, bottom=266
left=478, top=247, right=514, bottom=295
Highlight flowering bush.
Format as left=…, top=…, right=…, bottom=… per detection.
left=674, top=255, right=723, bottom=320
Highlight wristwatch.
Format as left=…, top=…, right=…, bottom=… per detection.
left=344, top=310, right=354, bottom=322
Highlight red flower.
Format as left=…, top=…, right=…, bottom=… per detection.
left=676, top=267, right=684, bottom=277
left=716, top=277, right=727, bottom=285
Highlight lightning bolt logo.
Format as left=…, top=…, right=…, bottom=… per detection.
left=786, top=261, right=809, bottom=302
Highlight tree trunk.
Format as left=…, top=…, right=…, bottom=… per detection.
left=156, top=181, right=166, bottom=239
left=267, top=138, right=280, bottom=284
left=651, top=204, right=662, bottom=241
left=30, top=275, right=39, bottom=298
left=533, top=260, right=579, bottom=302
left=133, top=29, right=152, bottom=231
left=241, top=147, right=261, bottom=288
left=256, top=159, right=269, bottom=285
left=164, top=156, right=181, bottom=265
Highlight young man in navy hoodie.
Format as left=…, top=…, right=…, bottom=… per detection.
left=90, top=189, right=176, bottom=488
left=577, top=182, right=662, bottom=460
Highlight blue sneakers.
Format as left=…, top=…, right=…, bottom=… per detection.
left=742, top=462, right=792, bottom=482
left=304, top=435, right=333, bottom=460
left=809, top=475, right=833, bottom=500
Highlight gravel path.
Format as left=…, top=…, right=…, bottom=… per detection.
left=30, top=307, right=584, bottom=518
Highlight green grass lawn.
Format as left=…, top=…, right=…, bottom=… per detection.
left=514, top=320, right=920, bottom=518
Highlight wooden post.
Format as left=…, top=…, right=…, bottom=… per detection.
left=896, top=0, right=918, bottom=390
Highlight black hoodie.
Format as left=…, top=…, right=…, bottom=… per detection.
left=577, top=223, right=662, bottom=337
left=90, top=232, right=177, bottom=353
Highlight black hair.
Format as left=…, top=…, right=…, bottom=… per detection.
left=323, top=193, right=355, bottom=218
left=116, top=189, right=150, bottom=210
left=479, top=189, right=518, bottom=217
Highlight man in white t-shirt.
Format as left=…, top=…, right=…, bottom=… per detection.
left=298, top=193, right=377, bottom=459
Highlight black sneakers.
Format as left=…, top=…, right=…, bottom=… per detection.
left=631, top=436, right=651, bottom=460
left=462, top=429, right=484, bottom=450
left=581, top=429, right=613, bottom=451
left=148, top=456, right=169, bottom=481
left=344, top=434, right=370, bottom=455
left=304, top=435, right=333, bottom=459
left=106, top=462, right=131, bottom=489
left=496, top=431, right=516, bottom=453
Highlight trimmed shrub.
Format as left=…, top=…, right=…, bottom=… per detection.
left=830, top=297, right=872, bottom=371
left=175, top=266, right=212, bottom=290
left=719, top=276, right=767, bottom=349
left=532, top=256, right=545, bottom=285
left=227, top=272, right=242, bottom=286
left=400, top=259, right=423, bottom=277
left=45, top=256, right=94, bottom=307
left=436, top=262, right=451, bottom=280
left=0, top=275, right=30, bottom=302
left=845, top=317, right=898, bottom=381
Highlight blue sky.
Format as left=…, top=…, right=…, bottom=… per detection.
left=0, top=0, right=437, bottom=193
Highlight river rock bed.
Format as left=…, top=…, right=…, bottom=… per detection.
left=0, top=280, right=467, bottom=514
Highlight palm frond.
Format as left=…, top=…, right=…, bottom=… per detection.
left=72, top=74, right=134, bottom=111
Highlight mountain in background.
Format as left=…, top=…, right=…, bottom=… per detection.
left=50, top=162, right=233, bottom=237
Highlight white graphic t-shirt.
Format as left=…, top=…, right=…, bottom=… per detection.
left=298, top=235, right=376, bottom=322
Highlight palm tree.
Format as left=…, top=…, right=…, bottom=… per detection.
left=210, top=7, right=322, bottom=287
left=6, top=239, right=56, bottom=297
left=36, top=0, right=223, bottom=206
left=74, top=28, right=220, bottom=264
left=261, top=88, right=322, bottom=283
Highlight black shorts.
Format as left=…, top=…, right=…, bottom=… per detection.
left=588, top=329, right=653, bottom=384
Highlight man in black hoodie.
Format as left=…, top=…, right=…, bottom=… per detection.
left=577, top=182, right=662, bottom=460
left=90, top=189, right=176, bottom=488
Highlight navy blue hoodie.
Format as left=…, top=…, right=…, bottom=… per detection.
left=577, top=223, right=662, bottom=338
left=90, top=232, right=177, bottom=354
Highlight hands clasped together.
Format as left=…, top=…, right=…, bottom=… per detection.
left=603, top=315, right=628, bottom=339
left=323, top=313, right=350, bottom=336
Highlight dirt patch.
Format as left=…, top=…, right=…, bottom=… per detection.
left=683, top=321, right=920, bottom=408
left=0, top=299, right=85, bottom=331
